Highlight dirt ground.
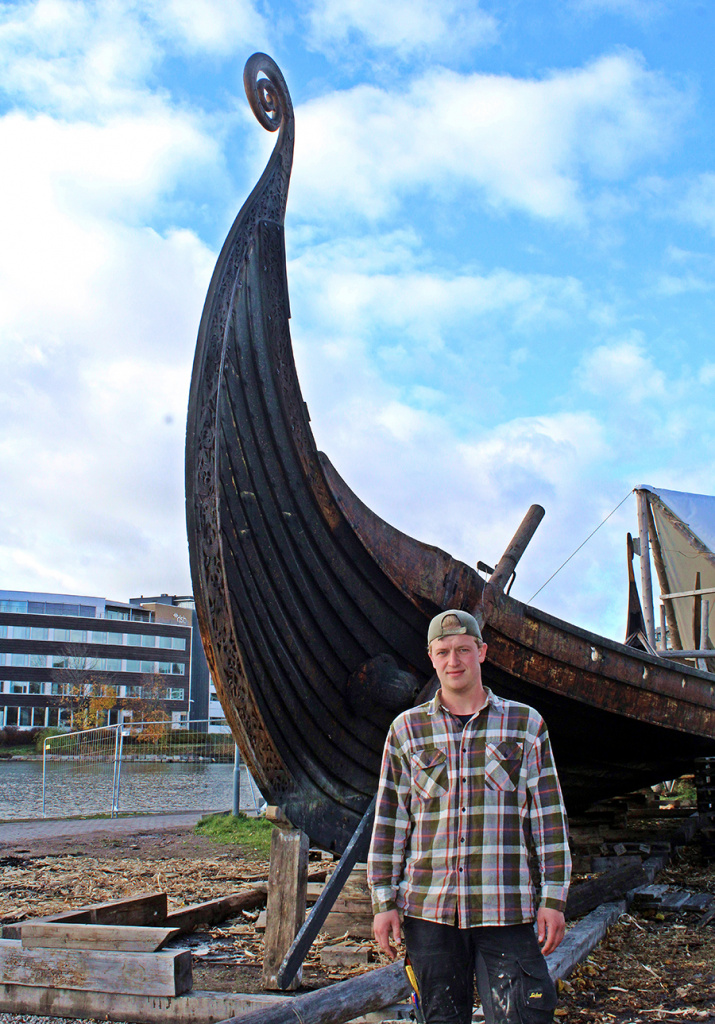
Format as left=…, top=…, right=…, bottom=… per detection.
left=1, top=823, right=715, bottom=1022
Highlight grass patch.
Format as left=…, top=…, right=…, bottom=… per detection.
left=195, top=812, right=274, bottom=857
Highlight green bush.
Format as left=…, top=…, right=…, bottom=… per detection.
left=34, top=727, right=68, bottom=753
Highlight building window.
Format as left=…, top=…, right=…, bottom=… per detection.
left=19, top=707, right=32, bottom=726
left=10, top=625, right=31, bottom=639
left=4, top=706, right=18, bottom=725
left=106, top=609, right=129, bottom=620
left=0, top=625, right=6, bottom=638
left=53, top=628, right=71, bottom=641
left=51, top=682, right=66, bottom=696
left=159, top=636, right=172, bottom=649
left=127, top=685, right=142, bottom=697
left=141, top=634, right=156, bottom=647
left=0, top=600, right=27, bottom=613
left=29, top=681, right=42, bottom=694
left=52, top=655, right=70, bottom=668
left=31, top=626, right=49, bottom=640
left=11, top=681, right=28, bottom=693
left=166, top=688, right=184, bottom=700
left=172, top=637, right=187, bottom=650
left=105, top=659, right=122, bottom=671
left=11, top=653, right=29, bottom=667
left=124, top=660, right=142, bottom=672
left=90, top=631, right=108, bottom=644
left=140, top=661, right=155, bottom=673
left=29, top=654, right=47, bottom=668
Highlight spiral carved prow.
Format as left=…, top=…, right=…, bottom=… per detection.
left=243, top=53, right=294, bottom=134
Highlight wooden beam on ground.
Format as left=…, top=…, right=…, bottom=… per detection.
left=3, top=892, right=168, bottom=938
left=565, top=862, right=647, bottom=921
left=0, top=984, right=295, bottom=1024
left=20, top=923, right=180, bottom=952
left=546, top=901, right=626, bottom=982
left=166, top=891, right=266, bottom=933
left=216, top=961, right=412, bottom=1024
left=0, top=939, right=192, bottom=997
left=262, top=826, right=309, bottom=991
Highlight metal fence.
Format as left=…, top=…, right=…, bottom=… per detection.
left=40, top=720, right=265, bottom=819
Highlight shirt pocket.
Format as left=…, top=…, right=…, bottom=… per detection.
left=484, top=740, right=523, bottom=792
left=410, top=747, right=448, bottom=802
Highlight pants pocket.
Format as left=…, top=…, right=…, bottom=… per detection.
left=517, top=956, right=558, bottom=1023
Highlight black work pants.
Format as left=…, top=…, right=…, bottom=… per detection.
left=403, top=916, right=558, bottom=1024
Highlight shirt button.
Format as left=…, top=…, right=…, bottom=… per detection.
left=459, top=867, right=464, bottom=873
left=461, top=807, right=466, bottom=813
left=462, top=778, right=466, bottom=784
left=460, top=837, right=465, bottom=844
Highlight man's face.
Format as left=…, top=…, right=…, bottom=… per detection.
left=428, top=633, right=488, bottom=701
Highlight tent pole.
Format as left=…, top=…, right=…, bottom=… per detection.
left=635, top=489, right=656, bottom=648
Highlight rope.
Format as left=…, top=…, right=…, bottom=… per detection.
left=527, top=490, right=633, bottom=604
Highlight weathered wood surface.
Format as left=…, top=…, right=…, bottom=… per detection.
left=546, top=901, right=626, bottom=982
left=262, top=827, right=308, bottom=991
left=3, top=892, right=168, bottom=940
left=216, top=961, right=412, bottom=1024
left=0, top=939, right=192, bottom=996
left=0, top=984, right=293, bottom=1024
left=565, top=862, right=647, bottom=921
left=166, top=891, right=266, bottom=932
left=20, top=923, right=180, bottom=952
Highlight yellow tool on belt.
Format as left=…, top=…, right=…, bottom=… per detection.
left=405, top=956, right=426, bottom=1024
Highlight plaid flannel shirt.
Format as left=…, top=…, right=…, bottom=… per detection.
left=367, top=687, right=571, bottom=927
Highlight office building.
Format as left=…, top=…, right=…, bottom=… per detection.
left=0, top=589, right=215, bottom=731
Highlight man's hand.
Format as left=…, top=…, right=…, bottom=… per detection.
left=537, top=907, right=565, bottom=955
left=373, top=909, right=402, bottom=960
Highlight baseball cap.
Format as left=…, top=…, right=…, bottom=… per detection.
left=427, top=609, right=482, bottom=646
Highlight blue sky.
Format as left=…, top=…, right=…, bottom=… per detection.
left=0, top=0, right=713, bottom=642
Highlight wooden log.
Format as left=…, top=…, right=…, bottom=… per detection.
left=262, top=826, right=309, bottom=991
left=216, top=961, right=411, bottom=1024
left=0, top=939, right=192, bottom=997
left=165, top=890, right=266, bottom=932
left=3, top=892, right=168, bottom=939
left=565, top=862, right=647, bottom=921
left=20, top=924, right=180, bottom=952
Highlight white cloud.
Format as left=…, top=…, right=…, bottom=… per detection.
left=289, top=52, right=687, bottom=226
left=677, top=173, right=715, bottom=235
left=306, top=0, right=497, bottom=60
left=146, top=0, right=269, bottom=56
left=576, top=334, right=666, bottom=403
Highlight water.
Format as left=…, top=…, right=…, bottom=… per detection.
left=0, top=759, right=264, bottom=820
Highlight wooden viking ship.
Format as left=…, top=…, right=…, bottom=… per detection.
left=185, top=54, right=715, bottom=855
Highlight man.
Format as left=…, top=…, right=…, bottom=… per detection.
left=368, top=609, right=571, bottom=1024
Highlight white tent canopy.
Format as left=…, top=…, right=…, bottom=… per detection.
left=638, top=485, right=715, bottom=654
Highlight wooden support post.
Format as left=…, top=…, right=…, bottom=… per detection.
left=262, top=823, right=309, bottom=991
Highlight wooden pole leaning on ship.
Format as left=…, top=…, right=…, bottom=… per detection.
left=478, top=504, right=545, bottom=624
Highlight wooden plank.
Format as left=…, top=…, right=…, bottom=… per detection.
left=319, top=946, right=372, bottom=968
left=321, top=914, right=373, bottom=939
left=215, top=961, right=411, bottom=1024
left=165, top=891, right=266, bottom=933
left=21, top=924, right=180, bottom=952
left=0, top=984, right=292, bottom=1024
left=262, top=826, right=309, bottom=991
left=0, top=939, right=191, bottom=997
left=4, top=892, right=168, bottom=938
